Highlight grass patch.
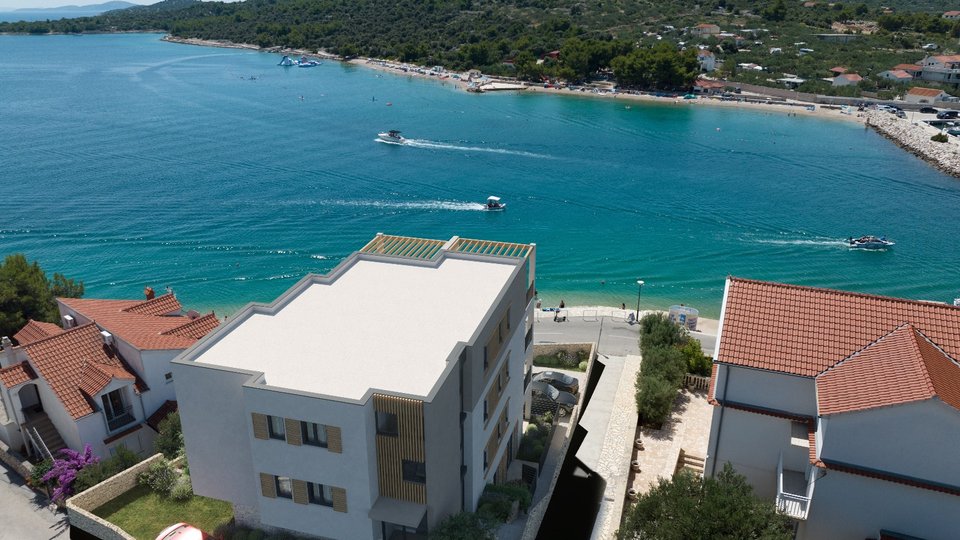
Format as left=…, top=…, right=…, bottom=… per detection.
left=92, top=484, right=232, bottom=540
left=533, top=349, right=589, bottom=372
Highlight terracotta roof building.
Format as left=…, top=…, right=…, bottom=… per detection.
left=13, top=320, right=63, bottom=346
left=706, top=277, right=960, bottom=539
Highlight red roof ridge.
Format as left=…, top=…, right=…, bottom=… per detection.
left=728, top=276, right=960, bottom=313
left=121, top=293, right=182, bottom=316
left=21, top=321, right=98, bottom=348
left=13, top=319, right=65, bottom=346
left=160, top=312, right=219, bottom=339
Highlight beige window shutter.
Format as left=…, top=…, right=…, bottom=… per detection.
left=259, top=473, right=277, bottom=498
left=326, top=425, right=342, bottom=453
left=252, top=413, right=269, bottom=440
left=284, top=418, right=302, bottom=446
left=292, top=479, right=308, bottom=504
left=331, top=486, right=348, bottom=512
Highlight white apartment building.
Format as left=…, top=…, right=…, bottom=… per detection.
left=918, top=54, right=960, bottom=86
left=173, top=234, right=536, bottom=539
left=705, top=277, right=960, bottom=540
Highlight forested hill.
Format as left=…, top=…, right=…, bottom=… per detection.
left=4, top=0, right=960, bottom=92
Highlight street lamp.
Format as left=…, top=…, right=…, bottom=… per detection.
left=635, top=280, right=645, bottom=324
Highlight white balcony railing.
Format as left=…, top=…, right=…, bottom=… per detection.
left=777, top=452, right=812, bottom=520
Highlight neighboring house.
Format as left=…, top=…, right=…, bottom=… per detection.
left=173, top=234, right=536, bottom=539
left=694, top=78, right=726, bottom=95
left=705, top=277, right=960, bottom=540
left=905, top=86, right=950, bottom=104
left=831, top=73, right=862, bottom=87
left=828, top=66, right=847, bottom=76
left=0, top=293, right=218, bottom=460
left=918, top=54, right=960, bottom=86
left=692, top=23, right=721, bottom=37
left=697, top=50, right=716, bottom=72
left=877, top=69, right=914, bottom=83
left=943, top=10, right=960, bottom=19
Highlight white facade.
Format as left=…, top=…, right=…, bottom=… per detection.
left=175, top=235, right=535, bottom=539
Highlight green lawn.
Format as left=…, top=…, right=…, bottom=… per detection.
left=92, top=484, right=233, bottom=540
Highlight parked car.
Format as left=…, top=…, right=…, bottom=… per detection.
left=920, top=107, right=939, bottom=114
left=937, top=110, right=959, bottom=119
left=156, top=523, right=213, bottom=540
left=534, top=370, right=580, bottom=394
left=530, top=380, right=578, bottom=416
left=896, top=110, right=907, bottom=118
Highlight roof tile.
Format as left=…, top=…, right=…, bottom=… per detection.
left=13, top=320, right=64, bottom=346
left=0, top=361, right=37, bottom=388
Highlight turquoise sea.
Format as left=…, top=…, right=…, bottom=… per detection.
left=3, top=33, right=960, bottom=317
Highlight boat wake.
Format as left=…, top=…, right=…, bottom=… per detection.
left=375, top=138, right=551, bottom=159
left=332, top=199, right=487, bottom=211
left=752, top=237, right=849, bottom=248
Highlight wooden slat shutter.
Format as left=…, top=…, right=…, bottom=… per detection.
left=326, top=425, right=342, bottom=453
left=259, top=473, right=276, bottom=498
left=292, top=479, right=308, bottom=505
left=285, top=418, right=302, bottom=446
left=251, top=413, right=269, bottom=440
left=331, top=486, right=347, bottom=512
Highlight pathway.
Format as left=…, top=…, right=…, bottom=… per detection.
left=0, top=460, right=68, bottom=539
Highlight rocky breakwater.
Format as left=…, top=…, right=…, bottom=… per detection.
left=865, top=111, right=960, bottom=178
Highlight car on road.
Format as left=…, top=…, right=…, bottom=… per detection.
left=937, top=110, right=959, bottom=119
left=530, top=380, right=578, bottom=416
left=920, top=107, right=939, bottom=114
left=534, top=371, right=580, bottom=394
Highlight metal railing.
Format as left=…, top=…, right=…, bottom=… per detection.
left=106, top=406, right=135, bottom=431
left=777, top=452, right=811, bottom=520
left=25, top=426, right=53, bottom=461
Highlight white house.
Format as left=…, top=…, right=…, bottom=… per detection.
left=691, top=23, right=721, bottom=37
left=831, top=73, right=862, bottom=87
left=0, top=293, right=218, bottom=460
left=918, top=55, right=960, bottom=86
left=173, top=234, right=536, bottom=539
left=697, top=50, right=716, bottom=72
left=905, top=86, right=951, bottom=104
left=877, top=69, right=914, bottom=83
left=705, top=277, right=960, bottom=540
left=943, top=10, right=960, bottom=19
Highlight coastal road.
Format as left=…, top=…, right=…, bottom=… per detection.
left=0, top=460, right=68, bottom=539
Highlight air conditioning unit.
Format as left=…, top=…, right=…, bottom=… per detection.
left=62, top=315, right=75, bottom=328
left=100, top=330, right=114, bottom=347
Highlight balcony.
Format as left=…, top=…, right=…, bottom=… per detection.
left=106, top=406, right=136, bottom=431
left=777, top=452, right=813, bottom=520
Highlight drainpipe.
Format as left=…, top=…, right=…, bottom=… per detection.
left=708, top=365, right=731, bottom=477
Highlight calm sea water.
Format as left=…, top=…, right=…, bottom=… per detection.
left=0, top=11, right=104, bottom=22
left=3, top=33, right=960, bottom=317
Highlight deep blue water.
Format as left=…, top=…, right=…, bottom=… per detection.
left=3, top=33, right=960, bottom=317
left=0, top=10, right=105, bottom=22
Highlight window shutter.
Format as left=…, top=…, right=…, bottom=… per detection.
left=292, top=479, right=308, bottom=505
left=284, top=418, right=302, bottom=446
left=252, top=413, right=269, bottom=440
left=259, top=473, right=276, bottom=498
left=326, top=425, right=342, bottom=453
left=331, top=486, right=347, bottom=513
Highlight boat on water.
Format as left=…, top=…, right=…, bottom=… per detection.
left=278, top=55, right=295, bottom=67
left=297, top=55, right=321, bottom=68
left=485, top=196, right=506, bottom=210
left=848, top=235, right=894, bottom=249
left=377, top=130, right=406, bottom=144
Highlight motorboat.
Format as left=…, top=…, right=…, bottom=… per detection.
left=377, top=130, right=406, bottom=144
left=297, top=55, right=321, bottom=68
left=485, top=196, right=506, bottom=210
left=278, top=55, right=295, bottom=67
left=848, top=235, right=894, bottom=249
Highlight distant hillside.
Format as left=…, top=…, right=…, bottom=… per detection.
left=14, top=1, right=136, bottom=13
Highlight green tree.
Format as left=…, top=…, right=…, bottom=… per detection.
left=641, top=345, right=686, bottom=388
left=635, top=374, right=677, bottom=425
left=154, top=412, right=184, bottom=459
left=639, top=313, right=688, bottom=353
left=429, top=511, right=496, bottom=540
left=617, top=464, right=794, bottom=540
left=0, top=254, right=83, bottom=340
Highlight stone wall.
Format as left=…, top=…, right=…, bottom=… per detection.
left=865, top=111, right=960, bottom=177
left=0, top=438, right=34, bottom=482
left=66, top=454, right=186, bottom=540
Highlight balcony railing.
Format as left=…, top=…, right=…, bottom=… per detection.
left=777, top=452, right=812, bottom=520
left=106, top=406, right=135, bottom=431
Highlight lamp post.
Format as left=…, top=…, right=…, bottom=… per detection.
left=635, top=280, right=645, bottom=324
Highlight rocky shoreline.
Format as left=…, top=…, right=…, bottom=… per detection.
left=865, top=110, right=960, bottom=178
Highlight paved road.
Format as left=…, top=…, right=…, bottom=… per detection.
left=0, top=460, right=68, bottom=540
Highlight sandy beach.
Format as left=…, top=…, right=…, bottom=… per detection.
left=541, top=305, right=719, bottom=336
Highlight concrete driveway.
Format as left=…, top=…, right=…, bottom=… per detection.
left=0, top=460, right=68, bottom=539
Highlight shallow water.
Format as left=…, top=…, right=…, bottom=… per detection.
left=2, top=33, right=959, bottom=317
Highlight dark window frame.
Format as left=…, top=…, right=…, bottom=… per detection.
left=275, top=476, right=293, bottom=499
left=376, top=411, right=399, bottom=436
left=402, top=460, right=426, bottom=484
left=267, top=415, right=286, bottom=440
left=307, top=482, right=334, bottom=506
left=302, top=422, right=328, bottom=448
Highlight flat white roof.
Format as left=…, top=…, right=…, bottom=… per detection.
left=195, top=257, right=518, bottom=399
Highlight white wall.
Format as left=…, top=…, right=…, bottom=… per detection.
left=138, top=350, right=180, bottom=415
left=820, top=400, right=960, bottom=486
left=722, top=366, right=817, bottom=417
left=424, top=367, right=464, bottom=528
left=173, top=362, right=259, bottom=511
left=30, top=374, right=82, bottom=453
left=243, top=385, right=376, bottom=540
left=802, top=467, right=960, bottom=540
left=708, top=407, right=799, bottom=499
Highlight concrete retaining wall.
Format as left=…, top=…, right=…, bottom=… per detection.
left=66, top=454, right=185, bottom=540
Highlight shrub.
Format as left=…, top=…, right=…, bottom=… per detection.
left=641, top=345, right=686, bottom=388
left=138, top=458, right=178, bottom=495
left=170, top=474, right=193, bottom=501
left=73, top=446, right=141, bottom=494
left=485, top=482, right=532, bottom=512
left=635, top=374, right=678, bottom=426
left=932, top=133, right=949, bottom=143
left=639, top=313, right=688, bottom=352
left=578, top=360, right=589, bottom=371
left=30, top=458, right=54, bottom=488
left=431, top=511, right=496, bottom=540
left=477, top=495, right=514, bottom=522
left=154, top=411, right=183, bottom=459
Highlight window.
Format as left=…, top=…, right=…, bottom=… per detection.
left=302, top=422, right=328, bottom=447
left=483, top=450, right=488, bottom=470
left=483, top=347, right=489, bottom=371
left=268, top=415, right=286, bottom=440
left=276, top=476, right=293, bottom=499
left=483, top=400, right=489, bottom=422
left=101, top=388, right=133, bottom=431
left=164, top=372, right=173, bottom=383
left=402, top=460, right=426, bottom=484
left=308, top=482, right=333, bottom=506
left=376, top=411, right=398, bottom=436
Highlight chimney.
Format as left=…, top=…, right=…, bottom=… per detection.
left=145, top=286, right=155, bottom=300
left=1, top=337, right=13, bottom=369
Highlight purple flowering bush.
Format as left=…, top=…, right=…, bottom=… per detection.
left=41, top=444, right=99, bottom=503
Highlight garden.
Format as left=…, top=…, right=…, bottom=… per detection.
left=516, top=411, right=556, bottom=465
left=533, top=344, right=591, bottom=372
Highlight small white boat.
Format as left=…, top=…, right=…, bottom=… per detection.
left=278, top=55, right=295, bottom=67
left=848, top=235, right=894, bottom=249
left=485, top=196, right=506, bottom=210
left=377, top=130, right=406, bottom=144
left=297, top=55, right=321, bottom=68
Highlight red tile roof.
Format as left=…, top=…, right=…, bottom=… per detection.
left=893, top=63, right=920, bottom=72
left=930, top=55, right=960, bottom=64
left=146, top=400, right=178, bottom=432
left=817, top=325, right=960, bottom=415
left=717, top=278, right=960, bottom=377
left=0, top=361, right=37, bottom=388
left=13, top=320, right=64, bottom=346
left=707, top=364, right=718, bottom=401
left=837, top=73, right=862, bottom=82
left=59, top=295, right=218, bottom=350
left=21, top=323, right=139, bottom=419
left=908, top=87, right=945, bottom=97
left=829, top=66, right=847, bottom=73
left=883, top=70, right=913, bottom=79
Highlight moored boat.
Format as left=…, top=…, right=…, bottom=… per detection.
left=485, top=196, right=506, bottom=210
left=297, top=55, right=321, bottom=67
left=848, top=235, right=894, bottom=249
left=377, top=130, right=406, bottom=144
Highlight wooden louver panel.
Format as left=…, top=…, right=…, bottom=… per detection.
left=251, top=413, right=269, bottom=440
left=327, top=425, right=342, bottom=453
left=292, top=479, right=308, bottom=504
left=373, top=394, right=426, bottom=504
left=331, top=486, right=348, bottom=512
left=259, top=472, right=276, bottom=498
left=284, top=418, right=302, bottom=446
